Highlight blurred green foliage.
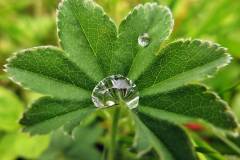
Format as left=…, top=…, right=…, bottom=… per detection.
left=0, top=0, right=58, bottom=72
left=0, top=0, right=240, bottom=159
left=0, top=87, right=49, bottom=160
left=40, top=126, right=103, bottom=160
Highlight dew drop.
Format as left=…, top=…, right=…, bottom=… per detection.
left=92, top=75, right=139, bottom=109
left=106, top=100, right=115, bottom=106
left=138, top=33, right=150, bottom=47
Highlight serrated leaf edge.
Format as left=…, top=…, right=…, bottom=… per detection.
left=56, top=0, right=117, bottom=55
left=119, top=3, right=174, bottom=39
left=4, top=46, right=63, bottom=92
left=141, top=38, right=232, bottom=96
left=19, top=96, right=95, bottom=136
left=141, top=83, right=239, bottom=131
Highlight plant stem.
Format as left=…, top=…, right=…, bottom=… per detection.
left=109, top=106, right=121, bottom=160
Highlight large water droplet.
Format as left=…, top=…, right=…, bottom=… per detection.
left=138, top=33, right=150, bottom=47
left=92, top=75, right=139, bottom=109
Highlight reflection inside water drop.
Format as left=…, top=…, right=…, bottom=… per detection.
left=138, top=33, right=150, bottom=47
left=92, top=75, right=139, bottom=109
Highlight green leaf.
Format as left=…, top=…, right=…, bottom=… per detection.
left=57, top=0, right=117, bottom=79
left=132, top=120, right=152, bottom=157
left=135, top=39, right=231, bottom=96
left=20, top=96, right=95, bottom=135
left=191, top=133, right=226, bottom=160
left=40, top=126, right=102, bottom=160
left=110, top=3, right=174, bottom=77
left=0, top=87, right=49, bottom=159
left=6, top=46, right=94, bottom=100
left=0, top=132, right=49, bottom=160
left=0, top=87, right=23, bottom=132
left=133, top=112, right=197, bottom=160
left=208, top=133, right=240, bottom=156
left=139, top=84, right=238, bottom=130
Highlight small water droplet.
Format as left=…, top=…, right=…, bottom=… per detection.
left=106, top=100, right=115, bottom=106
left=92, top=75, right=139, bottom=109
left=138, top=33, right=150, bottom=47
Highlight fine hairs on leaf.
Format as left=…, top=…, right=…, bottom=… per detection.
left=5, top=0, right=239, bottom=159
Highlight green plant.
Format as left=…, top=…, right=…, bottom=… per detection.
left=4, top=0, right=239, bottom=159
left=39, top=125, right=103, bottom=160
left=0, top=86, right=49, bottom=160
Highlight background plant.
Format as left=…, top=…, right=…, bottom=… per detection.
left=0, top=0, right=240, bottom=160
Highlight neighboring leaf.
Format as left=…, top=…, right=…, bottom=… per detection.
left=133, top=112, right=197, bottom=160
left=110, top=3, right=174, bottom=77
left=136, top=39, right=231, bottom=96
left=40, top=126, right=102, bottom=160
left=70, top=126, right=102, bottom=159
left=6, top=46, right=94, bottom=100
left=20, top=96, right=95, bottom=135
left=14, top=133, right=49, bottom=159
left=57, top=0, right=117, bottom=79
left=0, top=87, right=49, bottom=160
left=0, top=87, right=23, bottom=132
left=0, top=132, right=49, bottom=160
left=139, top=84, right=238, bottom=130
left=132, top=120, right=152, bottom=157
left=207, top=134, right=240, bottom=156
left=191, top=133, right=226, bottom=160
